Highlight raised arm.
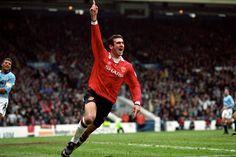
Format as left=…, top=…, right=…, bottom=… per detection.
left=90, top=0, right=106, bottom=59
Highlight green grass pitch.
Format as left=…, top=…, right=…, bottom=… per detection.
left=0, top=130, right=236, bottom=157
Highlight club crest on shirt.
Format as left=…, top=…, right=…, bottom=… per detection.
left=0, top=80, right=5, bottom=85
left=120, top=67, right=126, bottom=73
left=0, top=78, right=6, bottom=85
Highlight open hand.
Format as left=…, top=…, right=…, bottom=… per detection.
left=132, top=104, right=141, bottom=118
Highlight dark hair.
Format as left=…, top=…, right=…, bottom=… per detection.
left=107, top=34, right=123, bottom=46
left=3, top=58, right=13, bottom=63
left=224, top=87, right=230, bottom=91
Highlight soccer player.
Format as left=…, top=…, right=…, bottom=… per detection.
left=0, top=58, right=16, bottom=120
left=221, top=87, right=235, bottom=134
left=231, top=106, right=236, bottom=135
left=61, top=1, right=142, bottom=157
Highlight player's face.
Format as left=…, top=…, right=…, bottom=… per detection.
left=110, top=38, right=124, bottom=58
left=224, top=89, right=229, bottom=96
left=1, top=60, right=12, bottom=72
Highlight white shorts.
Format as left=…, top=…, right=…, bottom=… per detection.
left=221, top=108, right=233, bottom=119
left=0, top=97, right=9, bottom=117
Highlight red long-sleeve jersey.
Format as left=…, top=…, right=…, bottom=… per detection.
left=89, top=22, right=141, bottom=105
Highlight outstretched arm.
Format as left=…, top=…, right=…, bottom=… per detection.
left=90, top=0, right=106, bottom=59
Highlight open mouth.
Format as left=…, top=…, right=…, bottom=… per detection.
left=3, top=66, right=10, bottom=70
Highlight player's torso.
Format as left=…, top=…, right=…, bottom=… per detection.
left=0, top=72, right=11, bottom=88
left=95, top=53, right=128, bottom=86
left=224, top=95, right=233, bottom=107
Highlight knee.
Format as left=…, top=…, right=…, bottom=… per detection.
left=0, top=114, right=3, bottom=119
left=84, top=114, right=96, bottom=125
left=233, top=115, right=236, bottom=120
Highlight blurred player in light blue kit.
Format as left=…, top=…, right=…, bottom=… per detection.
left=221, top=87, right=235, bottom=134
left=0, top=58, right=16, bottom=120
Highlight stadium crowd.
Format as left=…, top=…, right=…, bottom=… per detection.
left=0, top=10, right=235, bottom=127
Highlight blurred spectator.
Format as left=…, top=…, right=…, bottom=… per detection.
left=136, top=113, right=145, bottom=131
left=121, top=112, right=130, bottom=122
left=215, top=117, right=222, bottom=130
left=177, top=117, right=185, bottom=130
left=0, top=10, right=235, bottom=126
left=189, top=119, right=195, bottom=130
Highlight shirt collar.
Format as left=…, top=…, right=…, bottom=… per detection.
left=109, top=53, right=124, bottom=63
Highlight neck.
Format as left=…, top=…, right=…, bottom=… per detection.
left=111, top=53, right=121, bottom=63
left=111, top=52, right=120, bottom=59
left=1, top=69, right=10, bottom=74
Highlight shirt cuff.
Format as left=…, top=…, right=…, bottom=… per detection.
left=134, top=101, right=141, bottom=106
left=91, top=20, right=98, bottom=25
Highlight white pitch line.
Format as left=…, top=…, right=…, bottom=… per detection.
left=184, top=155, right=235, bottom=157
left=91, top=141, right=236, bottom=153
left=128, top=143, right=236, bottom=153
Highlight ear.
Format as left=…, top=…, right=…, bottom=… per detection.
left=109, top=44, right=113, bottom=50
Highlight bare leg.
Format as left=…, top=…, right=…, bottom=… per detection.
left=71, top=98, right=97, bottom=143
left=61, top=97, right=97, bottom=157
left=0, top=114, right=3, bottom=126
left=80, top=124, right=97, bottom=142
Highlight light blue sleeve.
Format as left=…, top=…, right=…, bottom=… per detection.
left=229, top=96, right=235, bottom=108
left=4, top=73, right=16, bottom=94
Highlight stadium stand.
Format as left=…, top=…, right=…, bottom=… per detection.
left=0, top=9, right=235, bottom=127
